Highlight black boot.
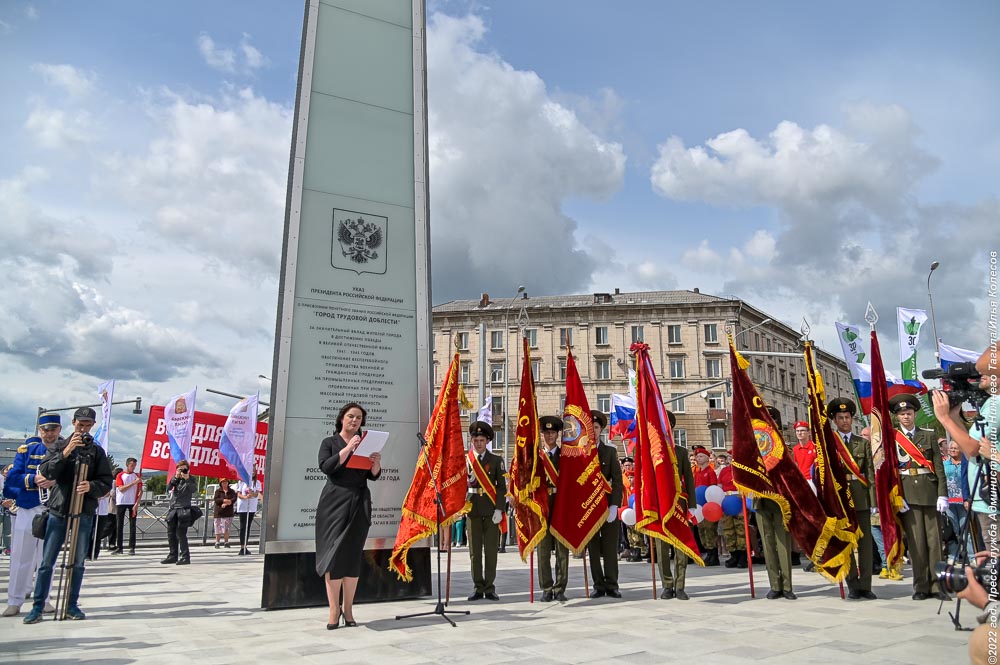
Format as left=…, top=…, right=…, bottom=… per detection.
left=737, top=550, right=748, bottom=568
left=161, top=555, right=178, bottom=564
left=705, top=548, right=720, bottom=566
left=724, top=551, right=740, bottom=568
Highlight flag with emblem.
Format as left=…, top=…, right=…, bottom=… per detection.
left=730, top=338, right=857, bottom=582
left=870, top=329, right=906, bottom=570
left=550, top=348, right=609, bottom=554
left=389, top=353, right=469, bottom=581
left=509, top=337, right=549, bottom=560
left=631, top=343, right=702, bottom=565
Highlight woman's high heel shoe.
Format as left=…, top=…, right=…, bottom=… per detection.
left=343, top=615, right=357, bottom=627
left=327, top=613, right=341, bottom=630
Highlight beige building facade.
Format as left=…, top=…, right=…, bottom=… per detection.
left=432, top=289, right=856, bottom=459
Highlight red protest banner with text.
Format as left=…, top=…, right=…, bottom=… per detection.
left=141, top=406, right=267, bottom=483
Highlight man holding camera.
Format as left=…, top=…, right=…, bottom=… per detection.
left=162, top=460, right=197, bottom=565
left=23, top=408, right=113, bottom=624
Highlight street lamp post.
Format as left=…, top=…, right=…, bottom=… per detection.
left=38, top=397, right=143, bottom=423
left=502, top=285, right=525, bottom=462
left=927, top=261, right=942, bottom=366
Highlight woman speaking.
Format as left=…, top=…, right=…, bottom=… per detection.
left=315, top=403, right=381, bottom=630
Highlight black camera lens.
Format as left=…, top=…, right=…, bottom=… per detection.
left=934, top=561, right=968, bottom=594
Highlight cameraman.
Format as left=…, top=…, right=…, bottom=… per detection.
left=23, top=408, right=113, bottom=624
left=932, top=341, right=1000, bottom=556
left=161, top=461, right=196, bottom=565
left=956, top=552, right=999, bottom=665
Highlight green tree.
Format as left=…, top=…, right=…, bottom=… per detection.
left=144, top=473, right=167, bottom=495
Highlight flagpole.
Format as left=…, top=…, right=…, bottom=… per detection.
left=582, top=552, right=589, bottom=598
left=649, top=536, right=658, bottom=600
left=741, top=498, right=755, bottom=599
left=529, top=550, right=535, bottom=603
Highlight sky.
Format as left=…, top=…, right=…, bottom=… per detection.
left=1, top=1, right=997, bottom=459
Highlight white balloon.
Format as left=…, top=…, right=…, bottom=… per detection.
left=807, top=480, right=817, bottom=495
left=705, top=485, right=725, bottom=505
left=691, top=506, right=704, bottom=524
left=621, top=507, right=637, bottom=526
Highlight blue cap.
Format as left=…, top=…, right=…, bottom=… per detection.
left=38, top=412, right=61, bottom=428
left=25, top=436, right=42, bottom=446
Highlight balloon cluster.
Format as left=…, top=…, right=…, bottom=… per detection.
left=693, top=484, right=749, bottom=523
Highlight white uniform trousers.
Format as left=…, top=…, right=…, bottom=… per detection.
left=7, top=505, right=45, bottom=607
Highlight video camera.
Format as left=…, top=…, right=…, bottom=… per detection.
left=935, top=558, right=996, bottom=595
left=922, top=362, right=990, bottom=410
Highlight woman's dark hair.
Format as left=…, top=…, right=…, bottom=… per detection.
left=335, top=402, right=367, bottom=432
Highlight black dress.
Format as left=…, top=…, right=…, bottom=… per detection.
left=314, top=433, right=381, bottom=578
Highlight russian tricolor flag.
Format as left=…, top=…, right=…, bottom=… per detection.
left=939, top=342, right=980, bottom=370
left=853, top=363, right=926, bottom=415
left=609, top=393, right=637, bottom=442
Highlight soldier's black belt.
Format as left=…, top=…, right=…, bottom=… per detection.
left=845, top=473, right=867, bottom=482
left=903, top=468, right=931, bottom=476
left=467, top=488, right=486, bottom=495
left=547, top=488, right=557, bottom=495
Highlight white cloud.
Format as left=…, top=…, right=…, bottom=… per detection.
left=427, top=13, right=625, bottom=302
left=198, top=32, right=269, bottom=74
left=24, top=103, right=95, bottom=149
left=24, top=5, right=38, bottom=20
left=31, top=63, right=98, bottom=98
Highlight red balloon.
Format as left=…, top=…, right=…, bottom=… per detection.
left=618, top=505, right=627, bottom=519
left=702, top=502, right=724, bottom=522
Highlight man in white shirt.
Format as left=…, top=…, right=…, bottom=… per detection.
left=235, top=478, right=262, bottom=556
left=113, top=458, right=142, bottom=555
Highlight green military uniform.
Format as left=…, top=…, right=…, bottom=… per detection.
left=656, top=440, right=696, bottom=599
left=537, top=416, right=569, bottom=602
left=828, top=397, right=877, bottom=599
left=890, top=395, right=947, bottom=598
left=466, top=422, right=507, bottom=600
left=587, top=411, right=624, bottom=598
left=755, top=406, right=794, bottom=598
left=718, top=457, right=747, bottom=568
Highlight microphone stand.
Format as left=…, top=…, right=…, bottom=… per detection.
left=395, top=432, right=469, bottom=627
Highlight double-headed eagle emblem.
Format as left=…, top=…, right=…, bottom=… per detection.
left=337, top=217, right=383, bottom=264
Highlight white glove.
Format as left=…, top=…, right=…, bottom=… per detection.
left=491, top=509, right=502, bottom=524
left=936, top=497, right=949, bottom=514
left=870, top=507, right=878, bottom=515
left=606, top=505, right=618, bottom=523
left=900, top=500, right=910, bottom=513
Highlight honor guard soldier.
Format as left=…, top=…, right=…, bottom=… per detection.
left=465, top=421, right=506, bottom=601
left=4, top=412, right=63, bottom=617
left=537, top=416, right=569, bottom=602
left=827, top=398, right=877, bottom=600
left=890, top=394, right=949, bottom=601
left=587, top=410, right=624, bottom=598
left=656, top=411, right=697, bottom=599
left=755, top=406, right=797, bottom=599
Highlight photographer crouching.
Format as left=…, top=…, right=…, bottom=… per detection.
left=949, top=552, right=999, bottom=665
left=23, top=408, right=113, bottom=624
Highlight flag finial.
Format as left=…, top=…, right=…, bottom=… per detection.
left=800, top=317, right=811, bottom=340
left=865, top=302, right=878, bottom=329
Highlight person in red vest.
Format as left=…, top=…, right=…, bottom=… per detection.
left=693, top=446, right=720, bottom=566
left=717, top=451, right=747, bottom=568
left=791, top=422, right=818, bottom=480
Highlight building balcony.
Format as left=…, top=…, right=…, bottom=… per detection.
left=706, top=408, right=729, bottom=423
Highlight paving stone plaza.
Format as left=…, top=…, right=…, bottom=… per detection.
left=2, top=544, right=969, bottom=664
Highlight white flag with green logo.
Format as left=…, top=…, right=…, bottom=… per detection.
left=896, top=307, right=927, bottom=380
left=835, top=322, right=865, bottom=379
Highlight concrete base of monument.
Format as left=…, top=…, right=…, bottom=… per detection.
left=260, top=547, right=432, bottom=609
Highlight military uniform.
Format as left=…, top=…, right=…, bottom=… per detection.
left=536, top=416, right=569, bottom=601
left=828, top=397, right=877, bottom=599
left=657, top=430, right=697, bottom=599
left=890, top=395, right=947, bottom=599
left=466, top=421, right=507, bottom=600
left=756, top=406, right=795, bottom=598
left=587, top=411, right=624, bottom=598
left=718, top=459, right=747, bottom=568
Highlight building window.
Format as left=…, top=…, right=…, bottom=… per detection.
left=595, top=359, right=611, bottom=380
left=559, top=327, right=573, bottom=348
left=667, top=324, right=682, bottom=345
left=490, top=363, right=504, bottom=383
left=766, top=337, right=772, bottom=352
left=707, top=392, right=725, bottom=409
left=559, top=394, right=566, bottom=412
left=779, top=369, right=786, bottom=391
left=674, top=428, right=687, bottom=446
left=768, top=366, right=776, bottom=385
left=531, top=359, right=541, bottom=381
left=490, top=330, right=504, bottom=351
left=670, top=393, right=686, bottom=413
left=493, top=430, right=504, bottom=451
left=595, top=326, right=609, bottom=346
left=596, top=394, right=611, bottom=413
left=525, top=328, right=538, bottom=348
left=669, top=358, right=685, bottom=379
left=790, top=375, right=796, bottom=393
left=492, top=395, right=504, bottom=419
left=456, top=331, right=469, bottom=350
left=704, top=323, right=718, bottom=343
left=710, top=428, right=726, bottom=449
left=631, top=325, right=644, bottom=343
left=559, top=359, right=567, bottom=381
left=706, top=358, right=722, bottom=379
left=460, top=362, right=472, bottom=384
left=793, top=406, right=799, bottom=422
left=754, top=332, right=760, bottom=351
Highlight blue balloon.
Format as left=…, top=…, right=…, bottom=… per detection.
left=722, top=494, right=743, bottom=517
left=745, top=496, right=755, bottom=512
left=628, top=494, right=635, bottom=509
left=695, top=486, right=708, bottom=506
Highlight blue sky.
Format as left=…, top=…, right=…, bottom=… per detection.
left=1, top=1, right=997, bottom=457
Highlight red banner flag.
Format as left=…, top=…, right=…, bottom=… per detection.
left=550, top=349, right=609, bottom=554
left=631, top=343, right=703, bottom=565
left=729, top=338, right=857, bottom=582
left=803, top=340, right=862, bottom=580
left=389, top=352, right=469, bottom=581
left=509, top=337, right=549, bottom=560
left=870, top=330, right=906, bottom=570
